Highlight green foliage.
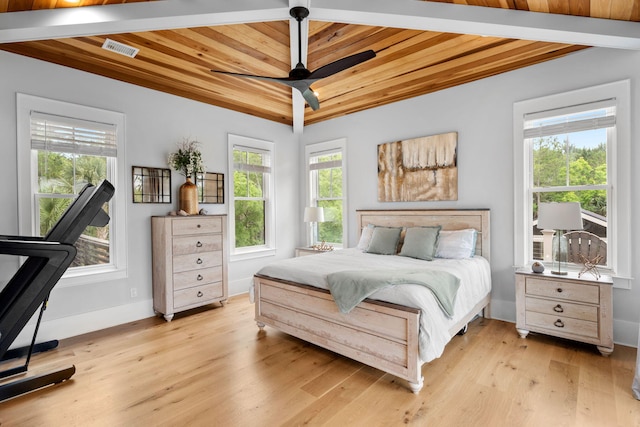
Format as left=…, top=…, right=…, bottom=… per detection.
left=37, top=151, right=109, bottom=240
left=234, top=200, right=265, bottom=247
left=532, top=136, right=607, bottom=217
left=315, top=163, right=343, bottom=244
left=233, top=149, right=268, bottom=248
left=168, top=138, right=204, bottom=177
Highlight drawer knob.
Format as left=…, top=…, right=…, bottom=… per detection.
left=197, top=274, right=203, bottom=281
left=196, top=241, right=203, bottom=248
left=556, top=288, right=563, bottom=293
left=554, top=319, right=565, bottom=328
left=553, top=304, right=564, bottom=313
left=197, top=291, right=203, bottom=298
left=197, top=224, right=201, bottom=228
left=196, top=258, right=203, bottom=265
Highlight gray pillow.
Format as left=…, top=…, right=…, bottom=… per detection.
left=399, top=226, right=441, bottom=261
left=365, top=226, right=403, bottom=255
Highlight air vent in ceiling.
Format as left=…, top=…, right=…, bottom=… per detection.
left=101, top=39, right=139, bottom=58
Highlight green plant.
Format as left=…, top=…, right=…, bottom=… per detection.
left=168, top=138, right=205, bottom=177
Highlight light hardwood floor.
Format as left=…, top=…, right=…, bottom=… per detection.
left=1, top=295, right=638, bottom=426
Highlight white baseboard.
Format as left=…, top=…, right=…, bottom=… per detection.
left=10, top=294, right=637, bottom=351
left=10, top=299, right=155, bottom=349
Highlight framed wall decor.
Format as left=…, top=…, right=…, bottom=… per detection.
left=378, top=131, right=458, bottom=202
left=132, top=166, right=172, bottom=203
left=196, top=172, right=224, bottom=204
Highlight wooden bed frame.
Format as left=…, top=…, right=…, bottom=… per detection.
left=254, top=209, right=491, bottom=393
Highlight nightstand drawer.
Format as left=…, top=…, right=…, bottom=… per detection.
left=525, top=277, right=599, bottom=304
left=174, top=283, right=224, bottom=309
left=172, top=217, right=222, bottom=236
left=525, top=296, right=598, bottom=322
left=173, top=234, right=222, bottom=255
left=525, top=311, right=599, bottom=339
left=173, top=251, right=222, bottom=273
left=173, top=266, right=223, bottom=291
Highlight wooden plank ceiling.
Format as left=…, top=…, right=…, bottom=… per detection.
left=1, top=1, right=638, bottom=127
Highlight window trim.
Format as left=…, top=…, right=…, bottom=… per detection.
left=16, top=93, right=128, bottom=287
left=305, top=138, right=348, bottom=248
left=513, top=80, right=631, bottom=289
left=228, top=134, right=275, bottom=261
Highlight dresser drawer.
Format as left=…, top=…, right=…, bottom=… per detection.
left=174, top=283, right=224, bottom=309
left=525, top=296, right=598, bottom=322
left=173, top=266, right=223, bottom=291
left=172, top=234, right=222, bottom=255
left=172, top=217, right=222, bottom=236
left=173, top=251, right=222, bottom=273
left=525, top=277, right=599, bottom=304
left=525, top=311, right=599, bottom=339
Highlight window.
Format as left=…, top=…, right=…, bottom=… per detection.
left=17, top=94, right=127, bottom=286
left=228, top=134, right=274, bottom=258
left=305, top=139, right=347, bottom=247
left=513, top=81, right=631, bottom=288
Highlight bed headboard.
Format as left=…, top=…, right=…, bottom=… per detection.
left=356, top=209, right=490, bottom=262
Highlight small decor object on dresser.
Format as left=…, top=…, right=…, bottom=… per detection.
left=168, top=138, right=205, bottom=215
left=531, top=261, right=545, bottom=273
left=151, top=215, right=228, bottom=321
left=515, top=269, right=613, bottom=356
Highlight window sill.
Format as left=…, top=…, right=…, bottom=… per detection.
left=57, top=265, right=127, bottom=288
left=230, top=248, right=276, bottom=262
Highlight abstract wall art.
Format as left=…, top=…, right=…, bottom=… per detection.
left=378, top=131, right=458, bottom=202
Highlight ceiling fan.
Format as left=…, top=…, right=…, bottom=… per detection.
left=211, top=6, right=376, bottom=110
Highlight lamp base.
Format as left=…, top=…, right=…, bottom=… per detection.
left=550, top=270, right=568, bottom=275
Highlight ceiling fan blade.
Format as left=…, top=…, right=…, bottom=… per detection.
left=301, top=88, right=320, bottom=111
left=308, top=50, right=376, bottom=79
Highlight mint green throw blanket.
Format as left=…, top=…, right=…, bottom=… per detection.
left=327, top=269, right=460, bottom=317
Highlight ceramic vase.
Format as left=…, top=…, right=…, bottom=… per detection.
left=179, top=177, right=198, bottom=214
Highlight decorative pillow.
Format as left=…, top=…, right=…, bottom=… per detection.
left=356, top=224, right=375, bottom=250
left=365, top=226, right=403, bottom=255
left=436, top=229, right=478, bottom=259
left=399, top=226, right=441, bottom=261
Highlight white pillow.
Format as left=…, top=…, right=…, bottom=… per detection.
left=356, top=224, right=375, bottom=250
left=436, top=229, right=478, bottom=259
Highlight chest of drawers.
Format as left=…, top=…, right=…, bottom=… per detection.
left=152, top=215, right=227, bottom=321
left=515, top=269, right=613, bottom=356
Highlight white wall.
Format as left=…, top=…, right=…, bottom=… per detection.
left=2, top=45, right=638, bottom=348
left=301, top=47, right=640, bottom=347
left=0, top=50, right=299, bottom=345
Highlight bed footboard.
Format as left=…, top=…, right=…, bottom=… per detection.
left=254, top=275, right=424, bottom=392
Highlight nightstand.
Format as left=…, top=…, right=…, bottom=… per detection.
left=515, top=269, right=613, bottom=356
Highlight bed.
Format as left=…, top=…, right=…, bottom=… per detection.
left=253, top=209, right=491, bottom=393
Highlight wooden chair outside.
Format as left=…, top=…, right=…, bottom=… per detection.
left=564, top=231, right=607, bottom=266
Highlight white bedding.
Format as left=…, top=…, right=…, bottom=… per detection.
left=256, top=248, right=492, bottom=363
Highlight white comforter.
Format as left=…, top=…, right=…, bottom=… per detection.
left=256, top=248, right=492, bottom=363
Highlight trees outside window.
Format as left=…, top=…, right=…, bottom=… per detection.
left=528, top=108, right=610, bottom=266
left=228, top=135, right=274, bottom=256
left=513, top=80, right=631, bottom=288
left=306, top=139, right=346, bottom=247
left=17, top=94, right=127, bottom=285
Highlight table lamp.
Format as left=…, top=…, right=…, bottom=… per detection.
left=537, top=202, right=583, bottom=275
left=304, top=206, right=325, bottom=247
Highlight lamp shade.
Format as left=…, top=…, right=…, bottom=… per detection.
left=537, top=202, right=583, bottom=230
left=303, top=206, right=325, bottom=223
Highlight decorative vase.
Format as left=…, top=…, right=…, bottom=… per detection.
left=179, top=177, right=198, bottom=215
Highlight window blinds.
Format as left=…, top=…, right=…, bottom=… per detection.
left=30, top=111, right=117, bottom=157
left=523, top=98, right=616, bottom=140
left=309, top=149, right=342, bottom=171
left=233, top=145, right=271, bottom=174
